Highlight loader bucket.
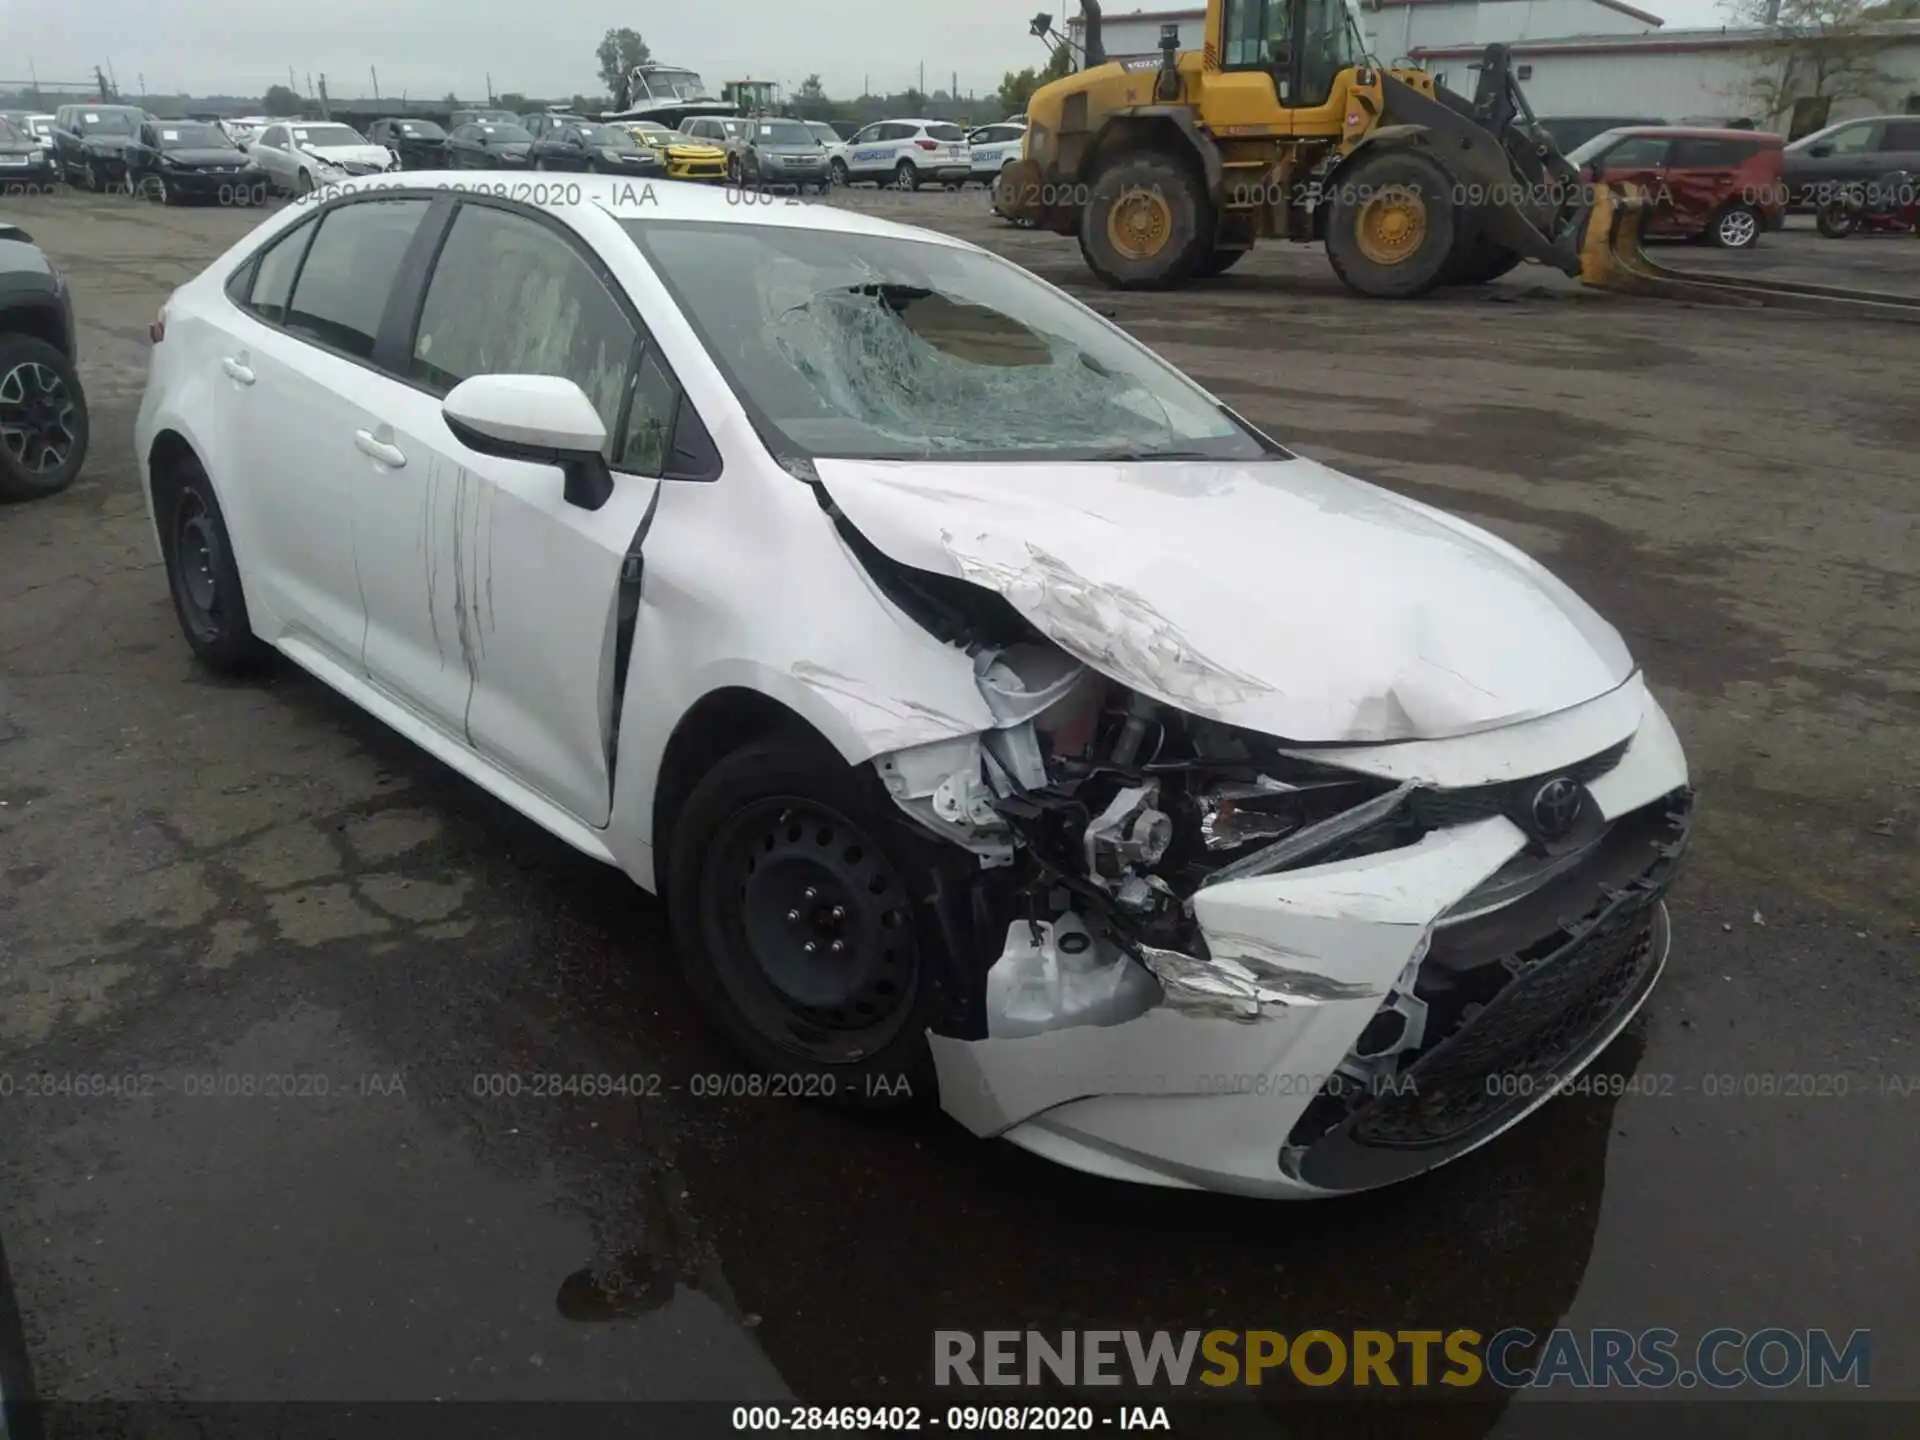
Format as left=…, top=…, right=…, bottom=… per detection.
left=1577, top=180, right=1920, bottom=323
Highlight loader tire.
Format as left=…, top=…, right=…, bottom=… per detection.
left=1445, top=235, right=1523, bottom=286
left=1326, top=149, right=1457, bottom=299
left=1192, top=247, right=1248, bottom=278
left=1079, top=152, right=1213, bottom=289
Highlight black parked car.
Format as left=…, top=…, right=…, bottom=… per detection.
left=367, top=117, right=449, bottom=170
left=446, top=120, right=535, bottom=170
left=123, top=120, right=268, bottom=205
left=447, top=108, right=523, bottom=130
left=0, top=222, right=88, bottom=500
left=521, top=112, right=589, bottom=142
left=528, top=121, right=664, bottom=176
left=0, top=114, right=56, bottom=192
left=735, top=117, right=832, bottom=192
left=50, top=102, right=151, bottom=190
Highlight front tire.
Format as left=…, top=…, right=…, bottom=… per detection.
left=155, top=459, right=271, bottom=674
left=1325, top=148, right=1458, bottom=299
left=296, top=168, right=314, bottom=195
left=830, top=157, right=849, bottom=186
left=1815, top=200, right=1857, bottom=239
left=85, top=158, right=103, bottom=192
left=666, top=737, right=945, bottom=1107
left=1078, top=151, right=1213, bottom=289
left=0, top=336, right=89, bottom=502
left=1709, top=202, right=1761, bottom=249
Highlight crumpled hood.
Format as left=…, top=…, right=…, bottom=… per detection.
left=301, top=143, right=393, bottom=169
left=817, top=455, right=1635, bottom=743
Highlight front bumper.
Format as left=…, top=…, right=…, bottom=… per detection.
left=664, top=153, right=728, bottom=181
left=930, top=682, right=1692, bottom=1196
left=156, top=166, right=268, bottom=196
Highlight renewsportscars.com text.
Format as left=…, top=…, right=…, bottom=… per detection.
left=934, top=1327, right=1870, bottom=1390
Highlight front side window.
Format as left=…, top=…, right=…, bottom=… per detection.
left=622, top=220, right=1274, bottom=463
left=1817, top=123, right=1879, bottom=155
left=284, top=198, right=430, bottom=358
left=410, top=205, right=637, bottom=460
left=1671, top=137, right=1757, bottom=166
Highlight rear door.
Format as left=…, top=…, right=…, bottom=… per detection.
left=361, top=198, right=678, bottom=825
left=1665, top=136, right=1753, bottom=235
left=1875, top=118, right=1920, bottom=181
left=216, top=196, right=435, bottom=668
left=1594, top=134, right=1677, bottom=232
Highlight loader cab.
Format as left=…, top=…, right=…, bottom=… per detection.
left=1213, top=0, right=1367, bottom=111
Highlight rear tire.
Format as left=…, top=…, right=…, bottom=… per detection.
left=666, top=737, right=946, bottom=1108
left=155, top=458, right=272, bottom=675
left=1325, top=148, right=1458, bottom=299
left=1078, top=151, right=1213, bottom=289
left=1815, top=201, right=1856, bottom=239
left=893, top=159, right=920, bottom=190
left=1709, top=202, right=1761, bottom=249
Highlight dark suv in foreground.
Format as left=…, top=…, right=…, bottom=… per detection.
left=50, top=102, right=151, bottom=191
left=0, top=223, right=88, bottom=499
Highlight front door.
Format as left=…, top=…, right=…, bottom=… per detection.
left=361, top=198, right=671, bottom=826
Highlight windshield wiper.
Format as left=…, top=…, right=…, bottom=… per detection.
left=1085, top=448, right=1219, bottom=462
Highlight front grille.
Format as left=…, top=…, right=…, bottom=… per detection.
left=1352, top=899, right=1658, bottom=1146
left=1404, top=737, right=1628, bottom=831
left=1280, top=787, right=1691, bottom=1191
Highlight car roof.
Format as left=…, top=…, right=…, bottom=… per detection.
left=290, top=170, right=983, bottom=249
left=1611, top=125, right=1777, bottom=141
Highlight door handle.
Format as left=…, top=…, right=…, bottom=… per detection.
left=354, top=429, right=407, bottom=468
left=221, top=356, right=255, bottom=385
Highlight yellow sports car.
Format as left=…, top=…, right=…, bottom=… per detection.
left=621, top=123, right=728, bottom=181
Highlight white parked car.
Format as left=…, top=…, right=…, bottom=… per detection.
left=246, top=120, right=393, bottom=194
left=966, top=122, right=1026, bottom=183
left=828, top=118, right=970, bottom=189
left=135, top=177, right=1691, bottom=1197
left=220, top=116, right=273, bottom=147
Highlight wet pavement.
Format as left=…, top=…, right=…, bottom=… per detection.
left=0, top=186, right=1915, bottom=1429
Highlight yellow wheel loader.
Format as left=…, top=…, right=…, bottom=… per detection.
left=995, top=0, right=1920, bottom=318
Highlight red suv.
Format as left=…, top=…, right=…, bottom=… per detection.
left=1568, top=126, right=1786, bottom=248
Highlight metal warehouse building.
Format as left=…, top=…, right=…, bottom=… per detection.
left=1069, top=3, right=1920, bottom=130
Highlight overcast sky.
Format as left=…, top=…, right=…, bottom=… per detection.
left=21, top=0, right=1734, bottom=103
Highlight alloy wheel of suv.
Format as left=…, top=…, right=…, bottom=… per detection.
left=0, top=339, right=88, bottom=501
left=893, top=159, right=919, bottom=190
left=1712, top=204, right=1761, bottom=249
left=830, top=157, right=849, bottom=186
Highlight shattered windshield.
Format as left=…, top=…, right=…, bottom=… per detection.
left=621, top=220, right=1271, bottom=462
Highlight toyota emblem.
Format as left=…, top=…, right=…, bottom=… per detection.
left=1530, top=777, right=1584, bottom=838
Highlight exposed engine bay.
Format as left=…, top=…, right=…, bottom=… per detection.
left=820, top=483, right=1691, bottom=1195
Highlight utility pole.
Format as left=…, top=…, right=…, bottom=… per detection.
left=486, top=71, right=494, bottom=102
left=370, top=65, right=380, bottom=101
left=289, top=65, right=299, bottom=100
left=919, top=61, right=925, bottom=96
left=317, top=74, right=331, bottom=119
left=137, top=72, right=146, bottom=101
left=28, top=57, right=40, bottom=108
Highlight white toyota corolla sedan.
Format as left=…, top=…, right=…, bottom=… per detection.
left=136, top=176, right=1691, bottom=1197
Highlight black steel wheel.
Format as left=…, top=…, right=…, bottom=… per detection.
left=156, top=458, right=271, bottom=674
left=0, top=338, right=88, bottom=502
left=667, top=737, right=944, bottom=1105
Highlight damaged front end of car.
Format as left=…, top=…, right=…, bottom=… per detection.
left=819, top=484, right=1692, bottom=1197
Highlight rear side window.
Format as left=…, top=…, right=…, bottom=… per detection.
left=284, top=198, right=431, bottom=358
left=1671, top=137, right=1760, bottom=166
left=409, top=203, right=637, bottom=460
left=1600, top=136, right=1671, bottom=168
left=925, top=124, right=965, bottom=141
left=1882, top=120, right=1920, bottom=150
left=244, top=217, right=318, bottom=323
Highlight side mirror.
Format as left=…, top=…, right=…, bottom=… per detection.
left=442, top=375, right=614, bottom=510
left=1808, top=142, right=1833, bottom=157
